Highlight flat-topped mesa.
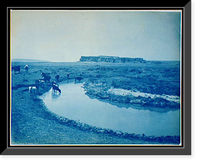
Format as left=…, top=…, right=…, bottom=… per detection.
left=79, top=56, right=146, bottom=63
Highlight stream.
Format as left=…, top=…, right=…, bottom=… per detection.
left=40, top=82, right=180, bottom=137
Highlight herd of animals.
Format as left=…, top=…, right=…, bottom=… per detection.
left=12, top=65, right=84, bottom=96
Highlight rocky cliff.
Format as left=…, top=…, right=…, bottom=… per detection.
left=79, top=56, right=146, bottom=63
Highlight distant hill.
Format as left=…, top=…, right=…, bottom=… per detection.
left=79, top=56, right=146, bottom=63
left=12, top=59, right=51, bottom=62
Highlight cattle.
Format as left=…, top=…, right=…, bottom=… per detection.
left=67, top=73, right=70, bottom=78
left=41, top=73, right=51, bottom=83
left=52, top=81, right=58, bottom=86
left=52, top=83, right=61, bottom=93
left=12, top=66, right=20, bottom=73
left=52, top=81, right=59, bottom=88
left=75, top=76, right=83, bottom=82
left=35, top=79, right=45, bottom=88
left=24, top=65, right=29, bottom=72
left=55, top=75, right=60, bottom=82
left=29, top=86, right=38, bottom=95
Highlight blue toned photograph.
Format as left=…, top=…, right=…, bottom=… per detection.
left=10, top=10, right=181, bottom=146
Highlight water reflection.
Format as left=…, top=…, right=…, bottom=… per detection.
left=51, top=90, right=61, bottom=99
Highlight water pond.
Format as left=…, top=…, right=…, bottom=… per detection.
left=40, top=82, right=180, bottom=137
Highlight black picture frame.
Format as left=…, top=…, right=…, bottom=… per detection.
left=0, top=0, right=194, bottom=157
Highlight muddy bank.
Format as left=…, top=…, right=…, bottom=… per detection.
left=11, top=61, right=180, bottom=145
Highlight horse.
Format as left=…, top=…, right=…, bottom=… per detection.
left=24, top=65, right=29, bottom=72
left=41, top=73, right=51, bottom=83
left=55, top=75, right=60, bottom=82
left=35, top=79, right=45, bottom=88
left=12, top=66, right=20, bottom=74
left=67, top=73, right=70, bottom=79
left=52, top=83, right=61, bottom=93
left=74, top=76, right=83, bottom=82
left=52, top=81, right=59, bottom=87
left=29, top=86, right=38, bottom=95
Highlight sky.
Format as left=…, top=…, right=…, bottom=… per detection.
left=11, top=10, right=181, bottom=62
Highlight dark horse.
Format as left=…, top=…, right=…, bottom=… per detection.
left=41, top=73, right=51, bottom=83
left=74, top=76, right=83, bottom=82
left=12, top=66, right=20, bottom=73
left=52, top=84, right=61, bottom=93
left=55, top=75, right=60, bottom=82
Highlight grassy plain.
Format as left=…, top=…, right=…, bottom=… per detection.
left=11, top=61, right=180, bottom=145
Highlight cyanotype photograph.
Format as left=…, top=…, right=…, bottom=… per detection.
left=10, top=9, right=182, bottom=146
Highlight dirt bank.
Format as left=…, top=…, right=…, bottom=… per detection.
left=83, top=82, right=180, bottom=110
left=11, top=62, right=180, bottom=145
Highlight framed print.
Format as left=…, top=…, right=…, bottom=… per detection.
left=2, top=2, right=191, bottom=155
